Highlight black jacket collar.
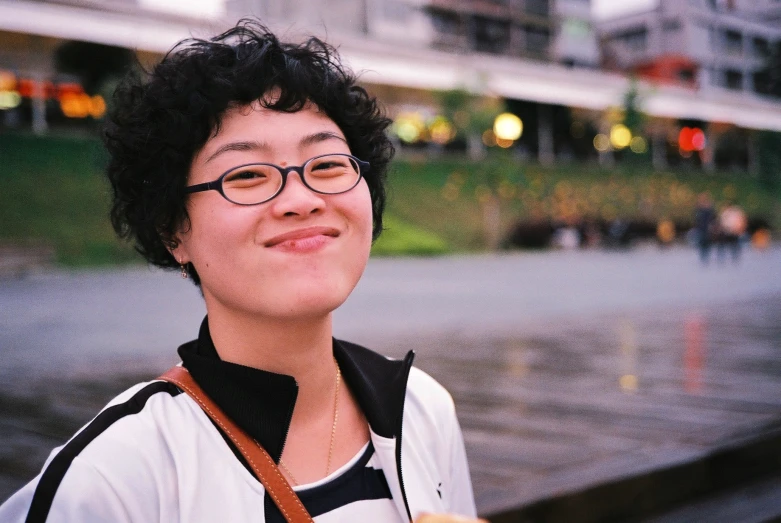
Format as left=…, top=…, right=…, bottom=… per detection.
left=178, top=317, right=414, bottom=463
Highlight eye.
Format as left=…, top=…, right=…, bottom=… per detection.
left=307, top=156, right=356, bottom=178
left=311, top=161, right=343, bottom=171
left=224, top=165, right=276, bottom=185
left=234, top=171, right=264, bottom=180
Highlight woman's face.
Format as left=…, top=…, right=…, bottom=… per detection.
left=174, top=102, right=374, bottom=321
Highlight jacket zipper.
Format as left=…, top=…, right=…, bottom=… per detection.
left=395, top=351, right=416, bottom=522
left=275, top=383, right=298, bottom=465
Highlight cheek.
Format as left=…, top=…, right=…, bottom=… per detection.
left=181, top=199, right=258, bottom=265
left=351, top=187, right=375, bottom=277
left=350, top=182, right=374, bottom=239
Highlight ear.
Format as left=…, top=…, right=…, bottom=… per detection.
left=162, top=235, right=190, bottom=265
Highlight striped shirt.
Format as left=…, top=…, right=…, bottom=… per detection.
left=266, top=442, right=402, bottom=523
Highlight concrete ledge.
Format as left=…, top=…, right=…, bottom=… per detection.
left=485, top=423, right=781, bottom=523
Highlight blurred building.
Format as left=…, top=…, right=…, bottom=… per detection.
left=553, top=0, right=600, bottom=68
left=227, top=0, right=435, bottom=49
left=2, top=0, right=781, bottom=171
left=417, top=0, right=556, bottom=60
left=599, top=0, right=781, bottom=94
left=228, top=0, right=599, bottom=67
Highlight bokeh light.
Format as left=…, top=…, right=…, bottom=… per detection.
left=392, top=112, right=426, bottom=144
left=0, top=91, right=21, bottom=110
left=629, top=136, right=647, bottom=153
left=657, top=219, right=675, bottom=243
left=0, top=70, right=20, bottom=110
left=482, top=129, right=497, bottom=147
left=60, top=93, right=90, bottom=118
left=0, top=70, right=16, bottom=91
left=60, top=93, right=106, bottom=119
left=679, top=126, right=706, bottom=152
left=752, top=229, right=771, bottom=249
left=593, top=133, right=610, bottom=151
left=493, top=113, right=523, bottom=141
left=429, top=116, right=456, bottom=145
left=620, top=374, right=638, bottom=392
left=691, top=129, right=706, bottom=150
left=89, top=96, right=106, bottom=119
left=610, top=124, right=632, bottom=149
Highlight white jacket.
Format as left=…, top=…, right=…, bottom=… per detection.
left=0, top=333, right=476, bottom=523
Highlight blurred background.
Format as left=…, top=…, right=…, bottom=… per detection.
left=2, top=0, right=781, bottom=521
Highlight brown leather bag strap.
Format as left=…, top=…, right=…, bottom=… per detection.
left=158, top=366, right=314, bottom=523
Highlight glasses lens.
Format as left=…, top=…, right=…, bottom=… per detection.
left=304, top=155, right=361, bottom=194
left=222, top=164, right=282, bottom=204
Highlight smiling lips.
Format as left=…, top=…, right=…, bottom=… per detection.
left=264, top=226, right=340, bottom=252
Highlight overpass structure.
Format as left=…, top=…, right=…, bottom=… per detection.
left=2, top=0, right=781, bottom=133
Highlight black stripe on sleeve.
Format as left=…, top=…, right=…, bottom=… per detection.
left=25, top=381, right=182, bottom=523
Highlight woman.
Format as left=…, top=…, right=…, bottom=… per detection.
left=0, top=20, right=477, bottom=522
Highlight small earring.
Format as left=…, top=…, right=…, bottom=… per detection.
left=179, top=261, right=188, bottom=279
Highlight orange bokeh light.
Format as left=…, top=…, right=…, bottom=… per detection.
left=679, top=127, right=706, bottom=152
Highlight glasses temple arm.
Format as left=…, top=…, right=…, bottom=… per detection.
left=183, top=181, right=218, bottom=194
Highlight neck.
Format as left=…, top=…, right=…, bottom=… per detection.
left=204, top=300, right=337, bottom=421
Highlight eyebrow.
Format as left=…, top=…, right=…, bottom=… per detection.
left=203, top=131, right=348, bottom=165
left=299, top=131, right=348, bottom=148
left=204, top=141, right=267, bottom=164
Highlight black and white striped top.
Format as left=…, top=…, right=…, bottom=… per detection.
left=264, top=442, right=401, bottom=522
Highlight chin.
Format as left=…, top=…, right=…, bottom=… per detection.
left=273, top=296, right=348, bottom=321
left=270, top=279, right=355, bottom=320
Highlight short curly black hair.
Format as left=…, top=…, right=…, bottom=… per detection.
left=104, top=19, right=394, bottom=284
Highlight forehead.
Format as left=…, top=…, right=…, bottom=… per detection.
left=221, top=101, right=342, bottom=140
left=194, top=101, right=347, bottom=164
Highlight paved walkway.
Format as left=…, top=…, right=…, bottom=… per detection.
left=419, top=294, right=781, bottom=517
left=2, top=246, right=781, bottom=517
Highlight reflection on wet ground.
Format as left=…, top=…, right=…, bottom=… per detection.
left=3, top=293, right=780, bottom=515
left=403, top=294, right=781, bottom=514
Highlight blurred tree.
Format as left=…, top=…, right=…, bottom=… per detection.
left=621, top=80, right=651, bottom=165
left=55, top=41, right=135, bottom=96
left=437, top=88, right=503, bottom=160
left=474, top=153, right=523, bottom=249
left=757, top=130, right=781, bottom=193
left=622, top=81, right=644, bottom=135
left=438, top=88, right=472, bottom=119
left=437, top=89, right=519, bottom=249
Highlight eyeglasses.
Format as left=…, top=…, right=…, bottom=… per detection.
left=184, top=153, right=370, bottom=205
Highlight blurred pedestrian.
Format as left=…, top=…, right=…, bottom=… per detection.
left=693, top=192, right=716, bottom=264
left=581, top=217, right=602, bottom=248
left=0, top=19, right=478, bottom=523
left=717, top=201, right=748, bottom=264
left=656, top=218, right=675, bottom=248
left=607, top=218, right=630, bottom=248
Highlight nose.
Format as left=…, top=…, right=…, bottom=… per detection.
left=269, top=171, right=325, bottom=217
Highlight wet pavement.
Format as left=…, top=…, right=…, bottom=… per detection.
left=2, top=246, right=781, bottom=518
left=426, top=295, right=781, bottom=518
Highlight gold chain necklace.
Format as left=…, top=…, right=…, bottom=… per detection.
left=278, top=359, right=341, bottom=486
